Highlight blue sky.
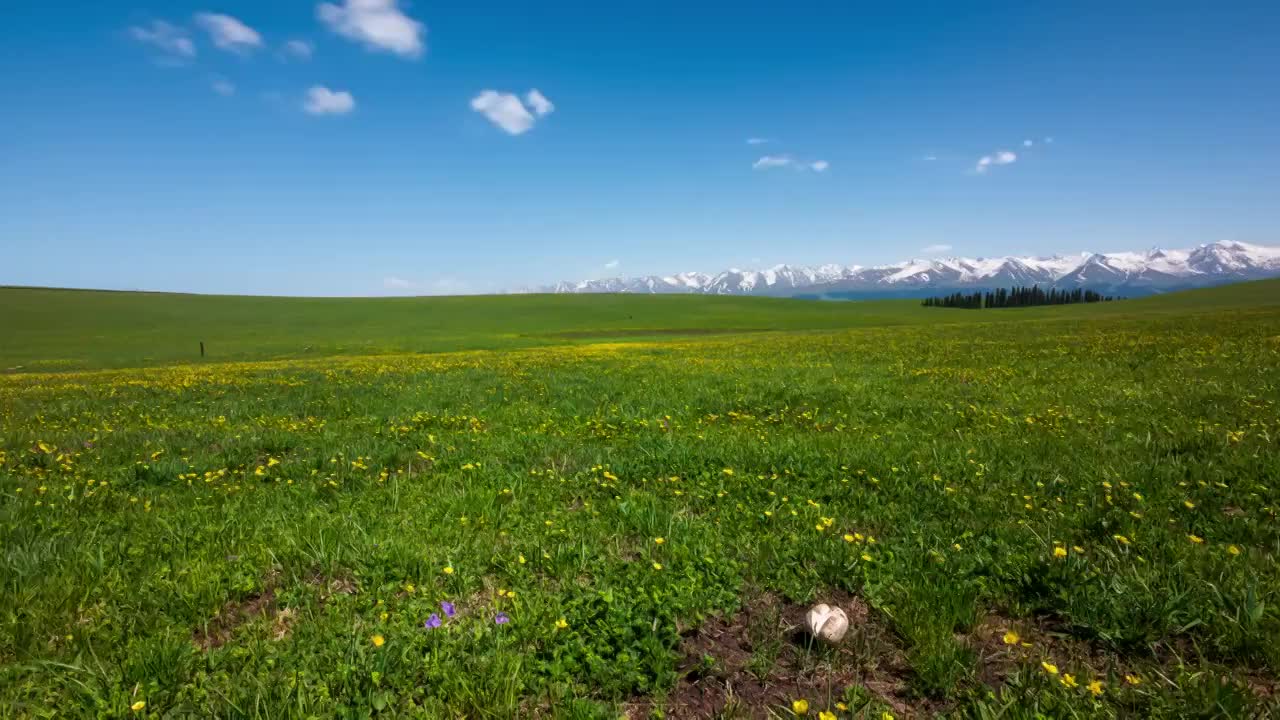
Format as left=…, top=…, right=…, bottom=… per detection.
left=3, top=1, right=1278, bottom=295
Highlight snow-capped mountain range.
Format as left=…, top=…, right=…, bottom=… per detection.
left=534, top=241, right=1280, bottom=298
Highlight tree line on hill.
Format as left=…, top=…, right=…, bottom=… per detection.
left=922, top=286, right=1118, bottom=309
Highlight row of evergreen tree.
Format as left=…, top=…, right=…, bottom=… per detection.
left=922, top=286, right=1117, bottom=309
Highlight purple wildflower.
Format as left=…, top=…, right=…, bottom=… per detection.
left=494, top=612, right=510, bottom=625
left=441, top=601, right=456, bottom=618
left=424, top=613, right=442, bottom=629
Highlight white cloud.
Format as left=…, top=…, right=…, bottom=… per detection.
left=923, top=155, right=938, bottom=161
left=303, top=86, right=356, bottom=115
left=383, top=276, right=414, bottom=289
left=921, top=244, right=952, bottom=255
left=753, top=155, right=793, bottom=170
left=524, top=89, right=554, bottom=117
left=195, top=13, right=262, bottom=54
left=470, top=89, right=554, bottom=135
left=318, top=0, right=424, bottom=58
left=604, top=259, right=620, bottom=270
left=283, top=39, right=313, bottom=59
left=1023, top=139, right=1034, bottom=147
left=211, top=78, right=236, bottom=96
left=130, top=20, right=196, bottom=60
left=1044, top=136, right=1054, bottom=144
left=746, top=137, right=770, bottom=145
left=975, top=150, right=1017, bottom=173
left=810, top=160, right=830, bottom=172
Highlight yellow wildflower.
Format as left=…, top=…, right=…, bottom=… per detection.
left=819, top=712, right=836, bottom=720
left=1053, top=546, right=1067, bottom=558
left=1124, top=674, right=1142, bottom=685
left=1002, top=630, right=1020, bottom=645
left=131, top=700, right=146, bottom=712
left=1188, top=534, right=1204, bottom=544
left=1088, top=679, right=1104, bottom=696
left=371, top=634, right=385, bottom=647
left=1228, top=545, right=1241, bottom=556
left=1113, top=535, right=1130, bottom=545
left=1041, top=661, right=1059, bottom=675
left=654, top=537, right=665, bottom=545
left=1061, top=673, right=1078, bottom=688
left=442, top=566, right=454, bottom=575
left=791, top=698, right=809, bottom=715
left=652, top=562, right=663, bottom=570
left=555, top=617, right=568, bottom=630
left=843, top=534, right=855, bottom=543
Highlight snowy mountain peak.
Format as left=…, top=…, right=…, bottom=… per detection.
left=532, top=241, right=1280, bottom=297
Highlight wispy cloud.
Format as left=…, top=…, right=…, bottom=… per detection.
left=471, top=89, right=554, bottom=135
left=525, top=89, right=554, bottom=117
left=303, top=85, right=355, bottom=115
left=746, top=137, right=770, bottom=145
left=282, top=39, right=313, bottom=60
left=1044, top=136, right=1054, bottom=144
left=754, top=155, right=828, bottom=173
left=975, top=150, right=1017, bottom=173
left=1023, top=139, right=1034, bottom=147
left=604, top=259, right=620, bottom=270
left=753, top=155, right=794, bottom=170
left=211, top=77, right=236, bottom=96
left=195, top=13, right=262, bottom=54
left=318, top=0, right=425, bottom=59
left=383, top=276, right=414, bottom=289
left=130, top=20, right=196, bottom=61
left=921, top=244, right=952, bottom=255
left=923, top=154, right=938, bottom=161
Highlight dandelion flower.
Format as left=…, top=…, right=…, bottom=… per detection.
left=654, top=537, right=665, bottom=545
left=1088, top=679, right=1104, bottom=696
left=1053, top=546, right=1068, bottom=558
left=843, top=534, right=855, bottom=543
left=881, top=713, right=895, bottom=720
left=1061, top=673, right=1078, bottom=688
left=791, top=698, right=809, bottom=715
left=555, top=617, right=568, bottom=630
left=442, top=566, right=454, bottom=575
left=819, top=712, right=836, bottom=720
left=1002, top=630, right=1020, bottom=645
left=1124, top=674, right=1142, bottom=686
left=1041, top=661, right=1059, bottom=675
left=131, top=700, right=146, bottom=712
left=371, top=634, right=385, bottom=647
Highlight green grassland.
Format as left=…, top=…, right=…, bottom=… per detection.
left=4, top=280, right=1278, bottom=371
left=2, top=281, right=1279, bottom=718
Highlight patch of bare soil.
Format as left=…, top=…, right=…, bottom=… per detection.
left=628, top=590, right=936, bottom=719
left=193, top=588, right=280, bottom=650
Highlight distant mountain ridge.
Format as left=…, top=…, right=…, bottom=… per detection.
left=533, top=241, right=1280, bottom=298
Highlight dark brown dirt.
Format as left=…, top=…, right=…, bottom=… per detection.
left=193, top=588, right=279, bottom=650
left=627, top=590, right=934, bottom=719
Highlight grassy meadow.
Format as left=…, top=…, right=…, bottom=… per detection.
left=2, top=281, right=1279, bottom=718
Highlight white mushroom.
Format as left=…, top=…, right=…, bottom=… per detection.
left=806, top=603, right=850, bottom=644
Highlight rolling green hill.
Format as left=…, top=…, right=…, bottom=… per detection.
left=2, top=279, right=1278, bottom=371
